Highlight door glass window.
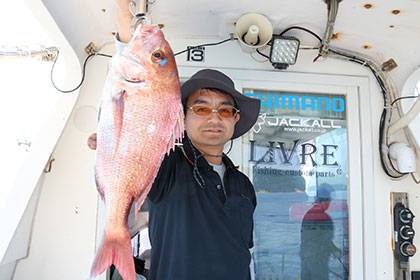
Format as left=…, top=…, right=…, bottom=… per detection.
left=243, top=89, right=349, bottom=280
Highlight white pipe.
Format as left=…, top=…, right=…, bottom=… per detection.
left=0, top=46, right=58, bottom=61
left=319, top=0, right=340, bottom=56
left=134, top=0, right=147, bottom=16
left=389, top=97, right=420, bottom=134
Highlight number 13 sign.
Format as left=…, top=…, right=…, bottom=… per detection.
left=187, top=46, right=205, bottom=62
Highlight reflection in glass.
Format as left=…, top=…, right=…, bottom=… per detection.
left=243, top=89, right=349, bottom=280
left=300, top=184, right=343, bottom=280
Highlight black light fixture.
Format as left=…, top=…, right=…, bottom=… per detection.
left=269, top=35, right=300, bottom=70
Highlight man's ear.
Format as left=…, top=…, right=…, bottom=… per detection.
left=234, top=113, right=240, bottom=124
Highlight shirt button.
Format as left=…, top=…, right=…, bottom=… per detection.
left=216, top=184, right=222, bottom=190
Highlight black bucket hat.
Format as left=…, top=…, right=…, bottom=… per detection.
left=181, top=69, right=261, bottom=139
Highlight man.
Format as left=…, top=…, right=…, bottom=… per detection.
left=88, top=1, right=261, bottom=279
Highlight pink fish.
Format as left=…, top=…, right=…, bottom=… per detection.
left=90, top=24, right=184, bottom=279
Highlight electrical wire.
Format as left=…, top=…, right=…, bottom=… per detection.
left=412, top=173, right=420, bottom=184
left=391, top=95, right=419, bottom=106
left=300, top=46, right=320, bottom=50
left=278, top=26, right=323, bottom=43
left=173, top=37, right=237, bottom=56
left=52, top=27, right=321, bottom=93
left=51, top=27, right=322, bottom=93
left=329, top=48, right=406, bottom=178
left=256, top=48, right=269, bottom=59
left=250, top=51, right=268, bottom=63
left=51, top=50, right=112, bottom=93
left=50, top=37, right=236, bottom=94
left=253, top=26, right=322, bottom=61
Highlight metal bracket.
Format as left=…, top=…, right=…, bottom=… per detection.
left=129, top=0, right=151, bottom=33
left=84, top=42, right=98, bottom=56
left=382, top=58, right=398, bottom=72
left=44, top=156, right=55, bottom=173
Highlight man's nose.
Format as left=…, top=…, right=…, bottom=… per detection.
left=207, top=110, right=223, bottom=121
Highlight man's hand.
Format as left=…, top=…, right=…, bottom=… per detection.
left=116, top=0, right=134, bottom=43
left=87, top=133, right=97, bottom=150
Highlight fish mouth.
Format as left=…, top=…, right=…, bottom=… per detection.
left=141, top=25, right=160, bottom=33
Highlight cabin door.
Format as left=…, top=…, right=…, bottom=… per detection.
left=178, top=67, right=372, bottom=280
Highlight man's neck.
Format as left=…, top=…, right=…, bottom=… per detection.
left=191, top=140, right=224, bottom=165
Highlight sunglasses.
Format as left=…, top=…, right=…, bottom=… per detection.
left=188, top=105, right=240, bottom=118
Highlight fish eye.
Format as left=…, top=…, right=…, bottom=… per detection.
left=151, top=50, right=165, bottom=63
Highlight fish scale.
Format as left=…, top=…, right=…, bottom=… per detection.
left=90, top=24, right=184, bottom=280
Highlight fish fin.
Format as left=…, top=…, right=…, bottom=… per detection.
left=112, top=91, right=127, bottom=155
left=177, top=107, right=185, bottom=140
left=90, top=231, right=135, bottom=280
left=134, top=198, right=143, bottom=223
left=166, top=133, right=175, bottom=155
left=166, top=108, right=185, bottom=154
left=134, top=163, right=162, bottom=216
left=94, top=169, right=105, bottom=200
left=134, top=185, right=151, bottom=218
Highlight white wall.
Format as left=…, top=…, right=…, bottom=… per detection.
left=0, top=177, right=44, bottom=279
left=12, top=37, right=420, bottom=279
left=0, top=0, right=82, bottom=276
left=13, top=47, right=110, bottom=280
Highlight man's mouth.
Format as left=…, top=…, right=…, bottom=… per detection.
left=124, top=78, right=146, bottom=84
left=203, top=129, right=224, bottom=133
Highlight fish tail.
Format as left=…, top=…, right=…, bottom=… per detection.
left=90, top=230, right=135, bottom=280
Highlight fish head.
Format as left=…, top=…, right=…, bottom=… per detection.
left=121, top=24, right=178, bottom=85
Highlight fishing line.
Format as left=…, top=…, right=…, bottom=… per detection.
left=186, top=137, right=206, bottom=189
left=225, top=139, right=233, bottom=155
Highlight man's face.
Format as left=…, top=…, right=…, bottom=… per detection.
left=185, top=89, right=240, bottom=149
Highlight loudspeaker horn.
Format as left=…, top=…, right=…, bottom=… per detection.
left=235, top=13, right=273, bottom=53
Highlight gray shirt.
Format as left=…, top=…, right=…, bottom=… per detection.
left=209, top=162, right=226, bottom=185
